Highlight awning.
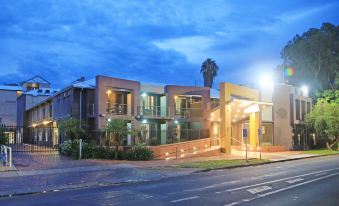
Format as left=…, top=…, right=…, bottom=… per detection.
left=227, top=99, right=273, bottom=123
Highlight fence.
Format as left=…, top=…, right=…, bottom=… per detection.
left=0, top=126, right=61, bottom=153
left=96, top=128, right=210, bottom=147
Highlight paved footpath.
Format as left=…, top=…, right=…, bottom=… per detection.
left=0, top=151, right=321, bottom=197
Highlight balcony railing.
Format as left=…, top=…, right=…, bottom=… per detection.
left=137, top=106, right=170, bottom=118
left=106, top=103, right=133, bottom=116
left=87, top=104, right=95, bottom=116
left=175, top=108, right=203, bottom=118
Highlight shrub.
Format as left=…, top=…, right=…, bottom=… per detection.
left=124, top=146, right=154, bottom=161
left=59, top=140, right=94, bottom=159
left=92, top=146, right=115, bottom=159
left=0, top=128, right=8, bottom=145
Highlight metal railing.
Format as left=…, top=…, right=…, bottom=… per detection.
left=175, top=107, right=203, bottom=118
left=0, top=145, right=12, bottom=167
left=106, top=103, right=133, bottom=115
left=87, top=104, right=95, bottom=116
left=137, top=106, right=170, bottom=118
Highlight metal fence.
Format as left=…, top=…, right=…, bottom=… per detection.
left=96, top=128, right=210, bottom=147
left=0, top=126, right=61, bottom=153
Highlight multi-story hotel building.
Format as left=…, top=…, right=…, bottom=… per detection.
left=18, top=75, right=312, bottom=154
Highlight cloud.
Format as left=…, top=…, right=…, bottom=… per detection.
left=0, top=0, right=338, bottom=89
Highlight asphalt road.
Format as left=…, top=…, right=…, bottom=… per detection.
left=1, top=155, right=339, bottom=206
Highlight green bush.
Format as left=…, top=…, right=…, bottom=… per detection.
left=124, top=146, right=154, bottom=161
left=92, top=146, right=115, bottom=159
left=59, top=140, right=95, bottom=159
left=0, top=136, right=8, bottom=145
left=0, top=128, right=8, bottom=145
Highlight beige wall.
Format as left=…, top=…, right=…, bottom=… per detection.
left=272, top=84, right=293, bottom=149
left=95, top=75, right=141, bottom=129
left=0, top=90, right=20, bottom=126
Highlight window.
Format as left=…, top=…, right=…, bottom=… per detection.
left=307, top=102, right=311, bottom=114
left=301, top=101, right=306, bottom=120
left=295, top=99, right=300, bottom=120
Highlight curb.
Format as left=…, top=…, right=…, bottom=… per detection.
left=193, top=154, right=339, bottom=173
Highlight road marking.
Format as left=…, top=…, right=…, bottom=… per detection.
left=216, top=167, right=339, bottom=193
left=170, top=196, right=199, bottom=203
left=224, top=201, right=240, bottom=206
left=247, top=186, right=272, bottom=194
left=258, top=172, right=339, bottom=197
left=286, top=178, right=304, bottom=184
left=223, top=171, right=339, bottom=206
left=315, top=172, right=327, bottom=176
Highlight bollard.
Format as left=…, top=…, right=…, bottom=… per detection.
left=9, top=147, right=12, bottom=167
left=79, top=139, right=82, bottom=160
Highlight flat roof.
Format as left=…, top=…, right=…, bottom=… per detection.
left=0, top=85, right=23, bottom=91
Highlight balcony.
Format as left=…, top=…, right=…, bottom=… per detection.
left=137, top=106, right=170, bottom=118
left=175, top=108, right=203, bottom=118
left=87, top=104, right=95, bottom=117
left=106, top=103, right=133, bottom=116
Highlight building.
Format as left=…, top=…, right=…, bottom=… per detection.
left=0, top=85, right=22, bottom=126
left=20, top=75, right=312, bottom=155
left=23, top=75, right=211, bottom=146
left=0, top=76, right=58, bottom=127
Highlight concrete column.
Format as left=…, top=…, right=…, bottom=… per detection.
left=250, top=112, right=260, bottom=147
left=220, top=83, right=232, bottom=154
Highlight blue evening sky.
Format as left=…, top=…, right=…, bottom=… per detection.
left=0, top=0, right=338, bottom=89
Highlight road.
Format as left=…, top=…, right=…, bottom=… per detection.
left=1, top=155, right=339, bottom=206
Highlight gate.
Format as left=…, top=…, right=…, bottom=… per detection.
left=0, top=126, right=61, bottom=154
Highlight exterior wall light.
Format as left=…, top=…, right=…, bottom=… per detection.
left=141, top=92, right=147, bottom=97
left=142, top=119, right=147, bottom=124
left=174, top=120, right=179, bottom=124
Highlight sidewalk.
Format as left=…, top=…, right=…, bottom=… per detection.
left=0, top=151, right=325, bottom=197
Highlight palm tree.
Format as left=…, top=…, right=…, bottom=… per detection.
left=200, top=58, right=219, bottom=88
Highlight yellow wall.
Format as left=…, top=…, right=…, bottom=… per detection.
left=220, top=83, right=260, bottom=153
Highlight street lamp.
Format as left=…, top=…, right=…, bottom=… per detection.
left=259, top=74, right=273, bottom=87
left=301, top=85, right=308, bottom=96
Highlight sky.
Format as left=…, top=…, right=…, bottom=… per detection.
left=0, top=0, right=338, bottom=89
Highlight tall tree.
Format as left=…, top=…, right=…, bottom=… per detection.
left=280, top=22, right=339, bottom=91
left=200, top=58, right=219, bottom=88
left=306, top=90, right=339, bottom=149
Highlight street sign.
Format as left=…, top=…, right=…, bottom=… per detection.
left=243, top=129, right=248, bottom=138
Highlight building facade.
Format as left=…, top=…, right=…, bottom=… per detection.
left=22, top=75, right=211, bottom=146
left=19, top=75, right=313, bottom=151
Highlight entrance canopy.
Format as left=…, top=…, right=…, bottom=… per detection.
left=227, top=99, right=273, bottom=123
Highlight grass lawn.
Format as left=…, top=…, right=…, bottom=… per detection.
left=177, top=158, right=270, bottom=170
left=303, top=149, right=339, bottom=155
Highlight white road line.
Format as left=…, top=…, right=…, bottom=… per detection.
left=170, top=196, right=199, bottom=203
left=315, top=172, right=327, bottom=176
left=247, top=186, right=272, bottom=194
left=286, top=178, right=304, bottom=184
left=216, top=167, right=339, bottom=193
left=258, top=172, right=339, bottom=197
left=224, top=201, right=240, bottom=206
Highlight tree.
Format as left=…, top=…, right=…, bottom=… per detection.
left=200, top=58, right=219, bottom=88
left=306, top=90, right=339, bottom=149
left=104, top=119, right=131, bottom=160
left=280, top=22, right=339, bottom=92
left=58, top=118, right=86, bottom=141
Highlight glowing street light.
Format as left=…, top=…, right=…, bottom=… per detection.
left=259, top=74, right=273, bottom=86
left=301, top=85, right=308, bottom=96
left=141, top=92, right=147, bottom=97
